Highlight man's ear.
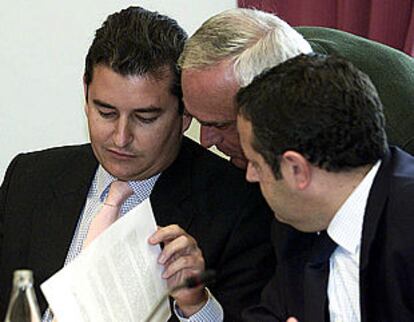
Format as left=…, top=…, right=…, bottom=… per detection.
left=280, top=151, right=312, bottom=191
left=182, top=109, right=192, bottom=133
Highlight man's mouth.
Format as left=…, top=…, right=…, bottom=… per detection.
left=107, top=148, right=136, bottom=159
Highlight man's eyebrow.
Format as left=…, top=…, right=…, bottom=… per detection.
left=183, top=110, right=233, bottom=126
left=93, top=99, right=162, bottom=113
left=133, top=106, right=163, bottom=113
left=198, top=119, right=235, bottom=127
left=93, top=99, right=116, bottom=109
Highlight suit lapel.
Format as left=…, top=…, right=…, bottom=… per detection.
left=150, top=138, right=195, bottom=231
left=359, top=149, right=392, bottom=322
left=360, top=150, right=392, bottom=270
left=28, top=145, right=98, bottom=286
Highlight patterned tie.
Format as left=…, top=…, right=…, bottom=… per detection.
left=304, top=231, right=338, bottom=322
left=83, top=180, right=133, bottom=248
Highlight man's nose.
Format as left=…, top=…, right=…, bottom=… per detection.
left=200, top=125, right=223, bottom=149
left=245, top=162, right=259, bottom=183
left=113, top=118, right=133, bottom=148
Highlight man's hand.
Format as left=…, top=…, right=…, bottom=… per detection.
left=148, top=225, right=207, bottom=317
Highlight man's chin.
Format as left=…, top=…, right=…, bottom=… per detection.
left=230, top=157, right=248, bottom=169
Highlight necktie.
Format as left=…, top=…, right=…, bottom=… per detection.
left=48, top=182, right=133, bottom=322
left=304, top=231, right=338, bottom=322
left=83, top=180, right=133, bottom=248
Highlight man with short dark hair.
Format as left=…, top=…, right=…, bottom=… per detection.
left=0, top=7, right=275, bottom=321
left=237, top=53, right=414, bottom=321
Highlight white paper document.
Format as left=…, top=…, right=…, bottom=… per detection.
left=41, top=198, right=170, bottom=322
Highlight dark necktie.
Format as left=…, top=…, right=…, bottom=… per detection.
left=304, top=231, right=338, bottom=322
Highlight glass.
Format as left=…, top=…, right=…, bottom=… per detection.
left=4, top=270, right=41, bottom=322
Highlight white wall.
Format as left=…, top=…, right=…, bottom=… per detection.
left=0, top=0, right=235, bottom=180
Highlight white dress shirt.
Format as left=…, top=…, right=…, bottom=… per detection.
left=327, top=161, right=381, bottom=322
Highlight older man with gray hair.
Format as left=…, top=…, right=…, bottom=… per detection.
left=177, top=8, right=316, bottom=321
left=180, top=8, right=312, bottom=169
left=180, top=8, right=414, bottom=168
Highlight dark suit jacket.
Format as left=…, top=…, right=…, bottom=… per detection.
left=0, top=137, right=276, bottom=321
left=297, top=27, right=414, bottom=155
left=243, top=147, right=414, bottom=321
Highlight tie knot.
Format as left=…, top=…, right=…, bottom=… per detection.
left=309, top=231, right=338, bottom=266
left=105, top=181, right=133, bottom=207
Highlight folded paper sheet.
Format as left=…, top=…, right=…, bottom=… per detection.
left=41, top=198, right=170, bottom=322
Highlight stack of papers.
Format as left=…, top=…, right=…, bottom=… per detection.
left=41, top=198, right=170, bottom=322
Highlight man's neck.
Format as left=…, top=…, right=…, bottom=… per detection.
left=319, top=164, right=374, bottom=229
left=286, top=163, right=373, bottom=232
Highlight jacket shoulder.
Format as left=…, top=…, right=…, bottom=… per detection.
left=2, top=144, right=95, bottom=188
left=181, top=137, right=249, bottom=187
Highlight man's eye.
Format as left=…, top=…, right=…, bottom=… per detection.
left=98, top=110, right=117, bottom=118
left=136, top=116, right=158, bottom=124
left=214, top=121, right=235, bottom=130
left=215, top=124, right=229, bottom=130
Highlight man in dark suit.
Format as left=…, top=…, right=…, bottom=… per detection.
left=179, top=7, right=414, bottom=276
left=0, top=7, right=275, bottom=321
left=237, top=53, right=414, bottom=321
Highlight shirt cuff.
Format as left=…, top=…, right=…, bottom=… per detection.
left=173, top=288, right=224, bottom=322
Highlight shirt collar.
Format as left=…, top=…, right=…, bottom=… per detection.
left=328, top=161, right=381, bottom=255
left=94, top=165, right=161, bottom=202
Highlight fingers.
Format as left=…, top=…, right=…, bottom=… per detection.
left=148, top=224, right=183, bottom=244
left=160, top=234, right=199, bottom=265
left=148, top=225, right=208, bottom=313
left=149, top=224, right=199, bottom=264
left=148, top=224, right=206, bottom=290
left=162, top=249, right=204, bottom=279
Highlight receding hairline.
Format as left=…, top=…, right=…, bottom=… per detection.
left=179, top=8, right=273, bottom=69
left=178, top=8, right=312, bottom=87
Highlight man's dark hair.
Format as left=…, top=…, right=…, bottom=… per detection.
left=237, top=53, right=388, bottom=179
left=84, top=6, right=187, bottom=112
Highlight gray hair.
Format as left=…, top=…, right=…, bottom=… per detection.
left=179, top=8, right=313, bottom=86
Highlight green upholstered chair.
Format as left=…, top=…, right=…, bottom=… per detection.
left=297, top=27, right=414, bottom=155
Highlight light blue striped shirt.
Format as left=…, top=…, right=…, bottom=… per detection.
left=43, top=165, right=159, bottom=321
left=174, top=288, right=223, bottom=321
left=43, top=165, right=222, bottom=321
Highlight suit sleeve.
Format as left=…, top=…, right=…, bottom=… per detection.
left=242, top=269, right=286, bottom=322
left=242, top=252, right=309, bottom=322
left=0, top=154, right=21, bottom=265
left=208, top=187, right=276, bottom=322
left=0, top=154, right=23, bottom=318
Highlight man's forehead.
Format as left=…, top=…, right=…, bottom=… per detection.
left=182, top=66, right=239, bottom=124
left=182, top=61, right=238, bottom=93
left=87, top=65, right=179, bottom=110
left=185, top=106, right=236, bottom=126
left=237, top=115, right=253, bottom=142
